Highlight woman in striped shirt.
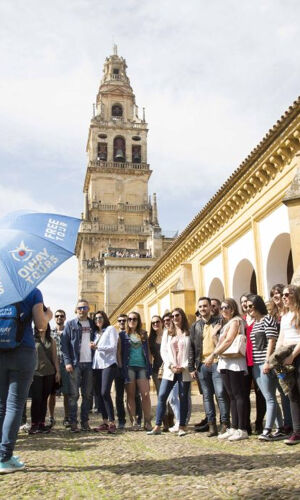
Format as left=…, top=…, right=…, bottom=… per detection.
left=247, top=294, right=284, bottom=441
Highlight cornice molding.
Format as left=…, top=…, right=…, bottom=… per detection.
left=109, top=97, right=300, bottom=322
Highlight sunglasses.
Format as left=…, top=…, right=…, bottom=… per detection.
left=55, top=314, right=65, bottom=319
left=77, top=306, right=89, bottom=311
left=171, top=313, right=180, bottom=318
left=163, top=317, right=171, bottom=322
left=283, top=293, right=290, bottom=298
left=118, top=319, right=126, bottom=323
left=152, top=320, right=161, bottom=325
left=95, top=316, right=103, bottom=321
left=128, top=317, right=138, bottom=322
left=247, top=304, right=254, bottom=310
left=221, top=305, right=230, bottom=310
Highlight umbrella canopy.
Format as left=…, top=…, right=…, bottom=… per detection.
left=0, top=212, right=81, bottom=308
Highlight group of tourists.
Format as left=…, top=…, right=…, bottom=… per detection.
left=1, top=282, right=300, bottom=474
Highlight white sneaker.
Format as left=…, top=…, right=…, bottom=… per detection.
left=218, top=427, right=236, bottom=440
left=169, top=424, right=179, bottom=433
left=19, top=423, right=31, bottom=433
left=228, top=429, right=249, bottom=441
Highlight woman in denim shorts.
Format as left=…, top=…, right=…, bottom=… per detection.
left=120, top=312, right=152, bottom=430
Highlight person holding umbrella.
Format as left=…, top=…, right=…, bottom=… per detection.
left=0, top=289, right=52, bottom=474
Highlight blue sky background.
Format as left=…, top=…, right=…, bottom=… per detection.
left=0, top=0, right=299, bottom=320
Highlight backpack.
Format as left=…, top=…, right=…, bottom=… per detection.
left=0, top=303, right=24, bottom=350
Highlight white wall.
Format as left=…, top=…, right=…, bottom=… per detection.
left=228, top=230, right=256, bottom=296
left=203, top=253, right=223, bottom=295
left=160, top=293, right=171, bottom=315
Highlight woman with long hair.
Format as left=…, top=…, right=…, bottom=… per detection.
left=269, top=284, right=293, bottom=434
left=247, top=294, right=284, bottom=441
left=205, top=298, right=248, bottom=441
left=92, top=311, right=118, bottom=434
left=277, top=284, right=300, bottom=445
left=148, top=307, right=191, bottom=437
left=29, top=324, right=60, bottom=434
left=120, top=312, right=152, bottom=430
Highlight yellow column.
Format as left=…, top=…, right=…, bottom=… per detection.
left=251, top=218, right=264, bottom=297
left=283, top=159, right=300, bottom=285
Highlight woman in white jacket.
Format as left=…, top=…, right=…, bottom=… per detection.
left=148, top=308, right=191, bottom=437
left=91, top=311, right=118, bottom=434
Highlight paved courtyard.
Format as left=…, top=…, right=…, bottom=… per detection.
left=1, top=395, right=300, bottom=499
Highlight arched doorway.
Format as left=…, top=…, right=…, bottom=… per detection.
left=232, top=259, right=257, bottom=302
left=207, top=278, right=225, bottom=300
left=266, top=233, right=293, bottom=292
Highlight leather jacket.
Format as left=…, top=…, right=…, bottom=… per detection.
left=188, top=316, right=220, bottom=372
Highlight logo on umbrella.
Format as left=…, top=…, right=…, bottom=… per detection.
left=9, top=241, right=35, bottom=262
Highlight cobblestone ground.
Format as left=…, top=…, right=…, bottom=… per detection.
left=1, top=394, right=300, bottom=499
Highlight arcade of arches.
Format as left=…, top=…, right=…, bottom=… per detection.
left=109, top=98, right=300, bottom=327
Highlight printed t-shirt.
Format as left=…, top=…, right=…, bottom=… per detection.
left=79, top=320, right=92, bottom=362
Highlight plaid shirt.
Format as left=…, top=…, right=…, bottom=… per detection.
left=51, top=328, right=63, bottom=361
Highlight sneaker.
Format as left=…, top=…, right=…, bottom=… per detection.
left=147, top=428, right=161, bottom=435
left=81, top=422, right=91, bottom=431
left=218, top=428, right=236, bottom=440
left=63, top=418, right=71, bottom=428
left=118, top=422, right=125, bottom=430
left=70, top=423, right=80, bottom=433
left=38, top=424, right=51, bottom=434
left=0, top=457, right=25, bottom=474
left=284, top=433, right=300, bottom=445
left=28, top=425, right=39, bottom=435
left=108, top=424, right=117, bottom=434
left=178, top=429, right=187, bottom=437
left=228, top=429, right=249, bottom=441
left=132, top=423, right=141, bottom=431
left=144, top=422, right=153, bottom=432
left=20, top=423, right=31, bottom=433
left=169, top=424, right=180, bottom=433
left=271, top=429, right=287, bottom=441
left=48, top=417, right=55, bottom=428
left=94, top=423, right=109, bottom=432
left=258, top=429, right=273, bottom=441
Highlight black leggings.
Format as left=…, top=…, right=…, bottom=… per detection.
left=94, top=364, right=117, bottom=422
left=289, top=354, right=300, bottom=433
left=221, top=369, right=247, bottom=431
left=30, top=374, right=55, bottom=425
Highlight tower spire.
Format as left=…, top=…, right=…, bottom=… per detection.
left=113, top=43, right=118, bottom=56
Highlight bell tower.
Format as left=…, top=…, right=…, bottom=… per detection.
left=76, top=47, right=175, bottom=315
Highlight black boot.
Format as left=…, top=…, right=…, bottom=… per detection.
left=207, top=422, right=218, bottom=437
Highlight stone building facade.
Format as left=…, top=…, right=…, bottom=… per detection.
left=76, top=47, right=175, bottom=314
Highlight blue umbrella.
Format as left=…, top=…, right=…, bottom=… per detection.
left=0, top=211, right=81, bottom=308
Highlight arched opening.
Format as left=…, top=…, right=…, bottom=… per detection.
left=112, top=103, right=123, bottom=118
left=113, top=136, right=126, bottom=162
left=207, top=278, right=225, bottom=301
left=266, top=233, right=293, bottom=292
left=232, top=259, right=257, bottom=302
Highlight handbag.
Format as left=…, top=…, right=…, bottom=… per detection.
left=221, top=333, right=247, bottom=358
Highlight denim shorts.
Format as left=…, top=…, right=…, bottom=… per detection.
left=127, top=366, right=147, bottom=382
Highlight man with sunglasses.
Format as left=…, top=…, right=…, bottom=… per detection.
left=61, top=300, right=97, bottom=432
left=115, top=314, right=142, bottom=429
left=49, top=310, right=70, bottom=428
left=189, top=297, right=229, bottom=436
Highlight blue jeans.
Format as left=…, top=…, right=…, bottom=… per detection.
left=156, top=374, right=190, bottom=426
left=253, top=363, right=283, bottom=430
left=0, top=346, right=36, bottom=461
left=68, top=362, right=93, bottom=425
left=197, top=363, right=229, bottom=424
left=168, top=382, right=192, bottom=425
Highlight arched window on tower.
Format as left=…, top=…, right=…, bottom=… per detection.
left=97, top=142, right=107, bottom=161
left=113, top=136, right=126, bottom=162
left=132, top=145, right=141, bottom=163
left=112, top=104, right=123, bottom=118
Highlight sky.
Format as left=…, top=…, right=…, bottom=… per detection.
left=0, top=0, right=299, bottom=322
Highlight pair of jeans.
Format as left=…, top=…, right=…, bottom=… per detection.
left=197, top=363, right=229, bottom=424
left=289, top=354, right=300, bottom=433
left=94, top=364, right=117, bottom=422
left=0, top=346, right=36, bottom=461
left=152, top=373, right=174, bottom=420
left=30, top=374, right=55, bottom=425
left=252, top=363, right=283, bottom=430
left=167, top=381, right=192, bottom=425
left=68, top=362, right=93, bottom=425
left=220, top=369, right=247, bottom=430
left=244, top=366, right=266, bottom=431
left=114, top=367, right=142, bottom=425
left=156, top=374, right=190, bottom=426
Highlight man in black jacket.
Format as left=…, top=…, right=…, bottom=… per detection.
left=189, top=297, right=229, bottom=436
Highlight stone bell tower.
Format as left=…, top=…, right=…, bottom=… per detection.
left=76, top=46, right=175, bottom=315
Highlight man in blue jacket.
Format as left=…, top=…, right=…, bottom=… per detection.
left=61, top=299, right=97, bottom=432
